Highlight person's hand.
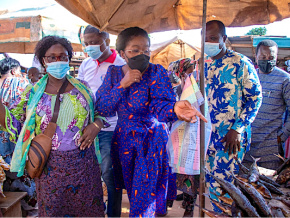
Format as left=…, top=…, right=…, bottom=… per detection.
left=174, top=100, right=207, bottom=123
left=78, top=122, right=101, bottom=150
left=221, top=129, right=241, bottom=155
left=120, top=68, right=142, bottom=88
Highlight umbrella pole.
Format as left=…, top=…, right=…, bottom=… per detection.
left=199, top=0, right=207, bottom=217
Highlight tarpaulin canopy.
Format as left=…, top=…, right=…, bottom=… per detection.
left=55, top=0, right=290, bottom=34
left=0, top=4, right=86, bottom=54
left=150, top=36, right=201, bottom=69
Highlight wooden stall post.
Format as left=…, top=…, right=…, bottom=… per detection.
left=199, top=0, right=207, bottom=216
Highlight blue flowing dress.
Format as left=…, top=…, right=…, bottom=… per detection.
left=96, top=63, right=178, bottom=217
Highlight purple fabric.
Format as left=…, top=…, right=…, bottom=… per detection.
left=95, top=64, right=178, bottom=217
left=167, top=168, right=177, bottom=201
left=8, top=87, right=92, bottom=151
left=59, top=126, right=80, bottom=150
left=35, top=146, right=104, bottom=217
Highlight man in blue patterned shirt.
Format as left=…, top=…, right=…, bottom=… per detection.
left=204, top=20, right=262, bottom=211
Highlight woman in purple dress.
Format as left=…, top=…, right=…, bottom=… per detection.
left=95, top=27, right=206, bottom=217
left=0, top=36, right=105, bottom=217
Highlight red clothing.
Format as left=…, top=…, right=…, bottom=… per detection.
left=95, top=49, right=117, bottom=65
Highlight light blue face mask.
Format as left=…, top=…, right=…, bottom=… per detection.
left=45, top=61, right=70, bottom=79
left=85, top=43, right=105, bottom=60
left=204, top=42, right=222, bottom=57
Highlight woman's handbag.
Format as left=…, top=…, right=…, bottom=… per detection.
left=26, top=79, right=69, bottom=178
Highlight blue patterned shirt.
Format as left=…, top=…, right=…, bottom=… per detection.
left=205, top=50, right=262, bottom=149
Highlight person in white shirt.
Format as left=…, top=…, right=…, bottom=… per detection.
left=78, top=25, right=125, bottom=217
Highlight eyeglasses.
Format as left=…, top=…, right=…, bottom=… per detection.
left=125, top=49, right=151, bottom=56
left=44, top=55, right=69, bottom=63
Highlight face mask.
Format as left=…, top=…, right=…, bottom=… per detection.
left=204, top=42, right=222, bottom=57
left=85, top=44, right=104, bottom=60
left=45, top=61, right=70, bottom=79
left=258, top=60, right=276, bottom=73
left=127, top=54, right=150, bottom=72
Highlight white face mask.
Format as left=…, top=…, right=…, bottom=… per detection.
left=204, top=42, right=222, bottom=57
left=85, top=43, right=106, bottom=60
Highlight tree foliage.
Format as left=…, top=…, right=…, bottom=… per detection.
left=246, top=27, right=267, bottom=36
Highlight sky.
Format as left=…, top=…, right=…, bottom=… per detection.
left=0, top=0, right=87, bottom=26
left=0, top=0, right=53, bottom=11
left=1, top=0, right=290, bottom=48
left=150, top=18, right=290, bottom=47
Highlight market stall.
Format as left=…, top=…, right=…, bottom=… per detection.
left=0, top=15, right=82, bottom=53
left=150, top=36, right=201, bottom=69
left=227, top=35, right=290, bottom=65
left=53, top=0, right=290, bottom=216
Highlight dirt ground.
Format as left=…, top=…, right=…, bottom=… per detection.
left=104, top=191, right=212, bottom=217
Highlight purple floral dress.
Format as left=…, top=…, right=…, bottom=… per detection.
left=5, top=83, right=104, bottom=217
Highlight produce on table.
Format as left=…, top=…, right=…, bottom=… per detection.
left=211, top=192, right=234, bottom=205
left=205, top=168, right=260, bottom=217
left=232, top=173, right=272, bottom=217
left=202, top=207, right=231, bottom=217
left=276, top=167, right=290, bottom=185
left=260, top=174, right=281, bottom=187
left=248, top=156, right=260, bottom=183
left=204, top=193, right=232, bottom=215
left=276, top=156, right=290, bottom=175
left=271, top=207, right=286, bottom=217
left=253, top=181, right=273, bottom=199
left=259, top=179, right=284, bottom=195
left=202, top=155, right=290, bottom=217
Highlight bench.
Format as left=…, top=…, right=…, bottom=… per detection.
left=0, top=192, right=27, bottom=217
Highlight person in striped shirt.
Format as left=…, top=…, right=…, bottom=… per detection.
left=243, top=39, right=290, bottom=170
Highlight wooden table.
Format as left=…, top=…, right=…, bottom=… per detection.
left=0, top=192, right=27, bottom=217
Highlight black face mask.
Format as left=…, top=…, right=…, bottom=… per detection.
left=258, top=60, right=276, bottom=73
left=127, top=54, right=150, bottom=72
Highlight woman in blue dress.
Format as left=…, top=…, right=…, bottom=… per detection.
left=95, top=27, right=206, bottom=217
